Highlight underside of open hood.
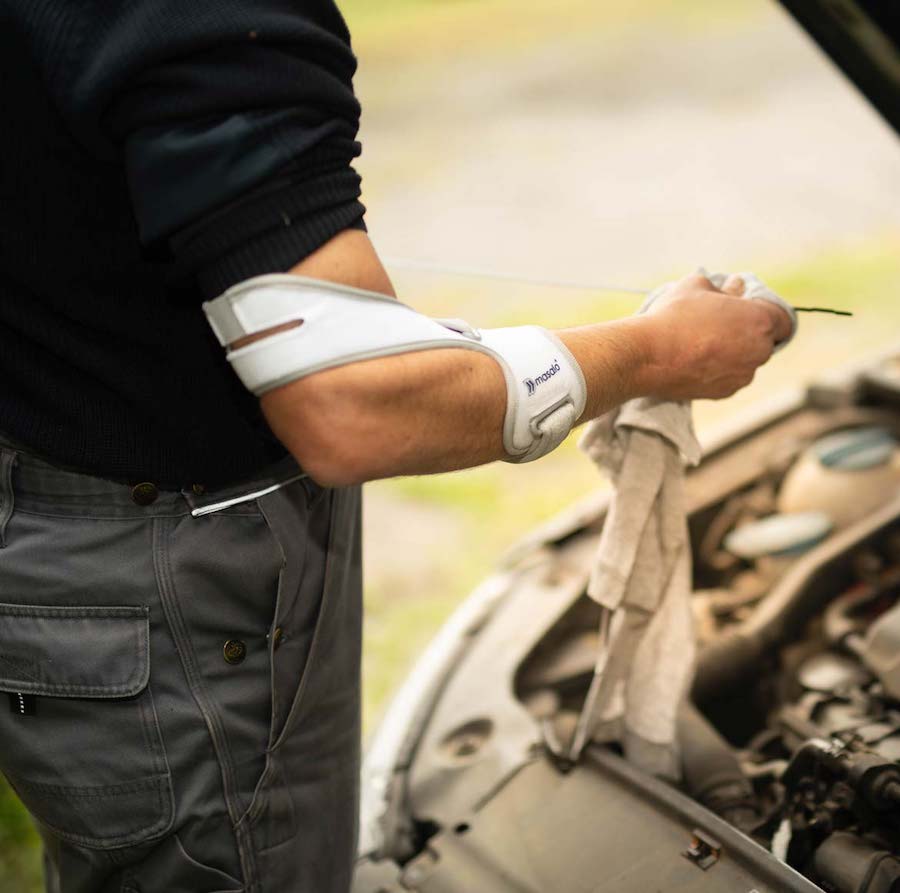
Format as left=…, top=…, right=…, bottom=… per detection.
left=778, top=0, right=900, bottom=136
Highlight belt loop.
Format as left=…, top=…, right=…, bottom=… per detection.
left=0, top=448, right=18, bottom=548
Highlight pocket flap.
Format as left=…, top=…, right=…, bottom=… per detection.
left=0, top=604, right=149, bottom=698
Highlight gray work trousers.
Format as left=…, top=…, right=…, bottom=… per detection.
left=0, top=442, right=362, bottom=893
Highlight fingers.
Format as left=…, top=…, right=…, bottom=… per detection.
left=683, top=271, right=715, bottom=292
left=643, top=271, right=713, bottom=314
left=754, top=299, right=793, bottom=345
left=680, top=270, right=742, bottom=296
left=721, top=274, right=745, bottom=296
left=662, top=270, right=715, bottom=295
left=751, top=336, right=775, bottom=368
left=770, top=304, right=794, bottom=344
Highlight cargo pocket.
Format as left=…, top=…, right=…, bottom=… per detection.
left=0, top=603, right=173, bottom=850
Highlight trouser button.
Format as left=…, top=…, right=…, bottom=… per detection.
left=131, top=482, right=159, bottom=506
left=223, top=640, right=247, bottom=665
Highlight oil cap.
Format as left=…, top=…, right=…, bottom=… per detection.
left=814, top=426, right=896, bottom=471
left=724, top=511, right=833, bottom=560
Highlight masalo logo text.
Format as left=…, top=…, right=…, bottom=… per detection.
left=524, top=359, right=561, bottom=397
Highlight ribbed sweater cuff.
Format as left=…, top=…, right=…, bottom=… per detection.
left=172, top=149, right=367, bottom=298
left=198, top=196, right=366, bottom=297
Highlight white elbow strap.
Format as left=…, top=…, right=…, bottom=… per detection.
left=203, top=274, right=587, bottom=463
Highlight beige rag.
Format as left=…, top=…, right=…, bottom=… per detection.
left=575, top=269, right=797, bottom=777
left=578, top=395, right=701, bottom=778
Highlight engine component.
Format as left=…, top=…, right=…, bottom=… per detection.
left=778, top=427, right=900, bottom=529
left=864, top=358, right=900, bottom=408
left=777, top=739, right=900, bottom=874
left=681, top=829, right=722, bottom=871
left=797, top=652, right=871, bottom=693
left=724, top=511, right=833, bottom=560
left=864, top=601, right=900, bottom=701
left=693, top=498, right=900, bottom=705
left=677, top=702, right=760, bottom=832
left=813, top=833, right=900, bottom=893
left=781, top=741, right=900, bottom=816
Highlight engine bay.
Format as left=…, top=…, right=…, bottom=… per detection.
left=691, top=515, right=900, bottom=892
left=515, top=357, right=900, bottom=892
left=692, top=431, right=900, bottom=891
left=357, top=350, right=900, bottom=893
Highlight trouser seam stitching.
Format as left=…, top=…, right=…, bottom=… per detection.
left=0, top=449, right=17, bottom=547
left=258, top=493, right=310, bottom=752
left=270, top=489, right=342, bottom=755
left=151, top=517, right=260, bottom=891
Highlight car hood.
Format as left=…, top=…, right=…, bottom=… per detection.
left=778, top=0, right=900, bottom=135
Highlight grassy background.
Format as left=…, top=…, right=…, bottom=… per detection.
left=2, top=0, right=897, bottom=887
left=340, top=0, right=757, bottom=60
left=0, top=782, right=41, bottom=890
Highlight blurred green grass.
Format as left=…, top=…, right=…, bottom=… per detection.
left=0, top=781, right=42, bottom=891
left=339, top=0, right=758, bottom=62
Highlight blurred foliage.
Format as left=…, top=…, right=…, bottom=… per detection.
left=339, top=0, right=758, bottom=61
left=0, top=778, right=42, bottom=892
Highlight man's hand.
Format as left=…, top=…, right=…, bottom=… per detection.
left=633, top=272, right=793, bottom=400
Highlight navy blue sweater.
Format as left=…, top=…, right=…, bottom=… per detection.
left=0, top=0, right=366, bottom=487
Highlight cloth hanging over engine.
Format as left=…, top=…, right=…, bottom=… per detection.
left=574, top=271, right=797, bottom=779
left=577, top=394, right=701, bottom=779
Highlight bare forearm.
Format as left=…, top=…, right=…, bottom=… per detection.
left=262, top=319, right=653, bottom=485
left=557, top=317, right=652, bottom=419
left=263, top=346, right=505, bottom=483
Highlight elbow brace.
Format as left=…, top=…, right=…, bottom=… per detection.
left=203, top=274, right=587, bottom=463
